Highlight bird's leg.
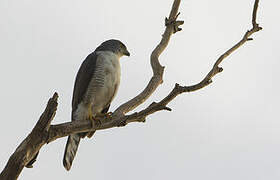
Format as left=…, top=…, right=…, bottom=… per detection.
left=87, top=105, right=96, bottom=127
left=88, top=106, right=103, bottom=129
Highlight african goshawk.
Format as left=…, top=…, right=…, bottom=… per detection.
left=63, top=39, right=130, bottom=171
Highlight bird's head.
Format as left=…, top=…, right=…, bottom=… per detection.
left=97, top=39, right=130, bottom=57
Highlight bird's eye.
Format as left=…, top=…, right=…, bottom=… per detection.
left=120, top=44, right=125, bottom=49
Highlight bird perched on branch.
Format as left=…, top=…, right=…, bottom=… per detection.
left=63, top=39, right=130, bottom=171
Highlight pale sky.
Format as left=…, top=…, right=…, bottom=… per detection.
left=0, top=0, right=279, bottom=179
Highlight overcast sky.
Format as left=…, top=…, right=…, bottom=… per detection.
left=0, top=0, right=279, bottom=179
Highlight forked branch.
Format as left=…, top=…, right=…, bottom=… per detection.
left=124, top=0, right=263, bottom=120
left=0, top=0, right=262, bottom=179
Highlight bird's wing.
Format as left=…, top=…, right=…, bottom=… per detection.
left=63, top=52, right=98, bottom=171
left=71, top=52, right=98, bottom=120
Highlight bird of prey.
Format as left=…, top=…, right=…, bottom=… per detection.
left=63, top=39, right=130, bottom=171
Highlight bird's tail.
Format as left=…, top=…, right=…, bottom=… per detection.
left=63, top=134, right=81, bottom=171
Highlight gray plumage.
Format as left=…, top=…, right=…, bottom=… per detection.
left=63, top=39, right=130, bottom=171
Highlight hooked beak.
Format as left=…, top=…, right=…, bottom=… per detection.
left=124, top=49, right=130, bottom=57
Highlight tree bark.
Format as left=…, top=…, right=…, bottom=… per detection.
left=0, top=93, right=58, bottom=180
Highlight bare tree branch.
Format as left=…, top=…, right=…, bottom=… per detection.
left=0, top=93, right=58, bottom=180
left=113, top=0, right=183, bottom=117
left=122, top=0, right=263, bottom=122
left=0, top=0, right=262, bottom=179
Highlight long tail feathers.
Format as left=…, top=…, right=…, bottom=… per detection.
left=63, top=134, right=81, bottom=171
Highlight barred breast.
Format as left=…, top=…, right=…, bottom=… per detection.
left=84, top=51, right=121, bottom=116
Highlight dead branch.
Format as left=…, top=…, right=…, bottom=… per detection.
left=0, top=0, right=262, bottom=179
left=125, top=0, right=263, bottom=120
left=0, top=93, right=58, bottom=180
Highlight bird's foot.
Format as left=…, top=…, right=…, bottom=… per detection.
left=104, top=112, right=113, bottom=119
left=86, top=116, right=98, bottom=138
left=94, top=118, right=102, bottom=127
left=87, top=115, right=100, bottom=129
